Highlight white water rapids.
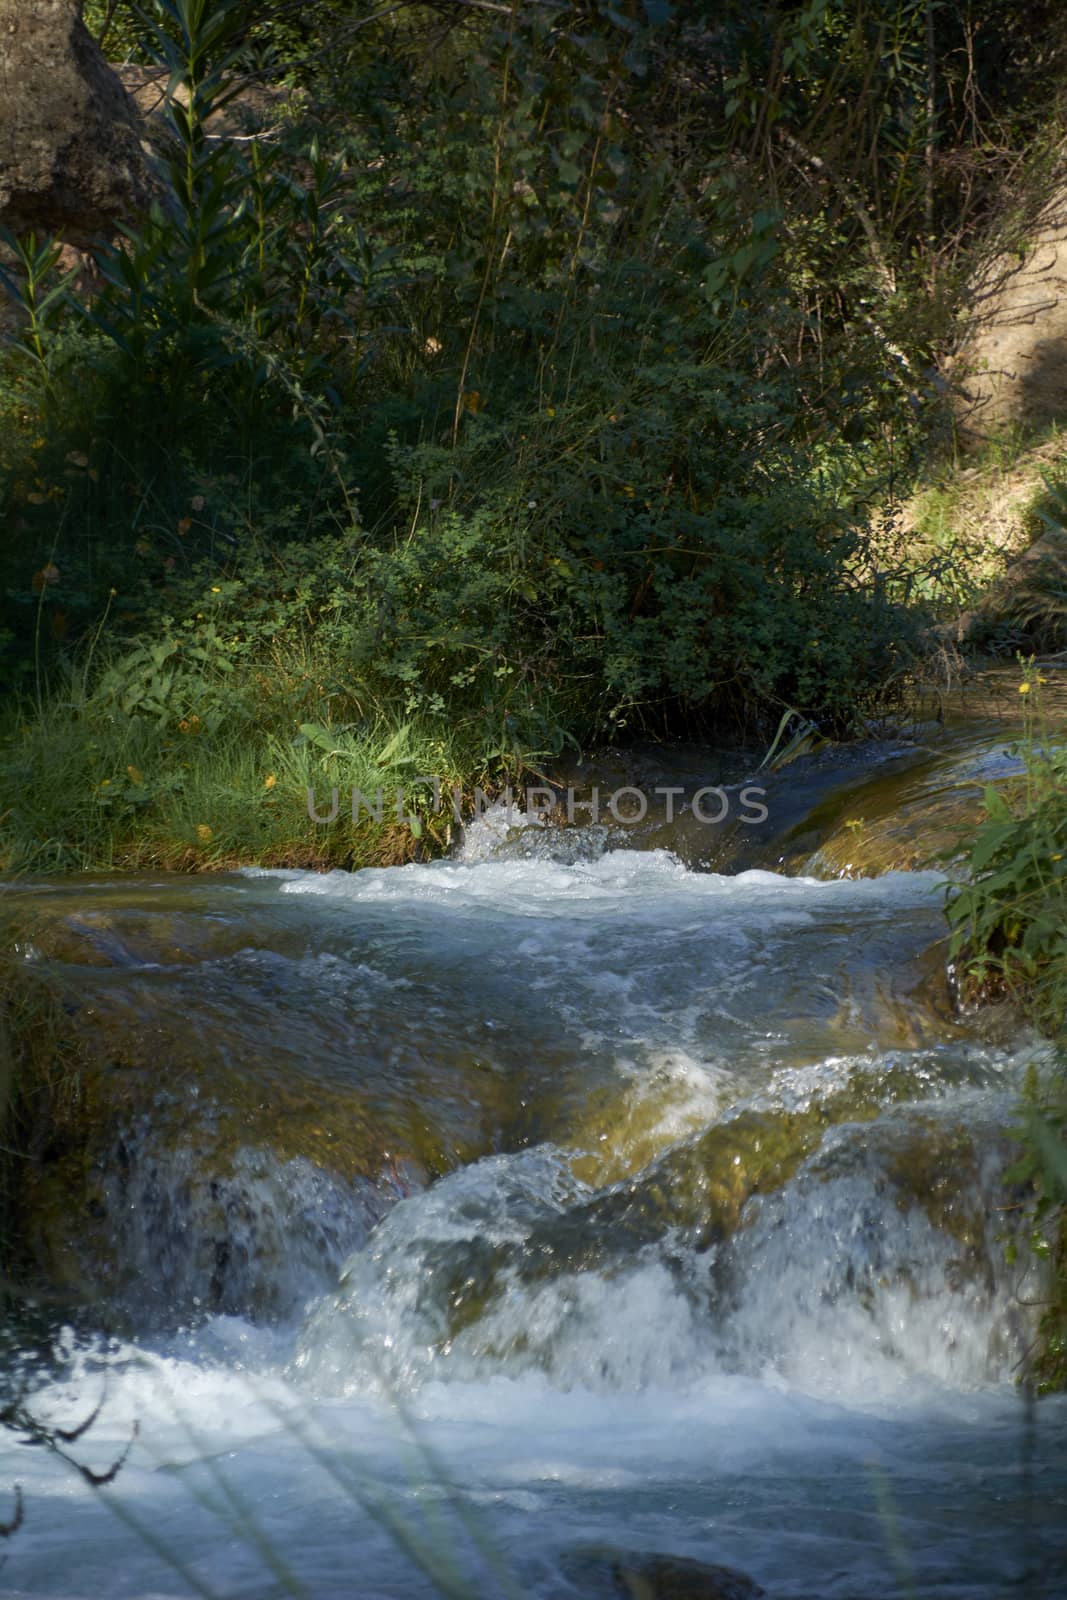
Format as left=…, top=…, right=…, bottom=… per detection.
left=2, top=824, right=1065, bottom=1598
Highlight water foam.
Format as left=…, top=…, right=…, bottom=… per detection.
left=4, top=855, right=1063, bottom=1598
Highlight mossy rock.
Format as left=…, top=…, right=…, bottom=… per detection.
left=802, top=788, right=986, bottom=877
left=881, top=1116, right=990, bottom=1252
left=0, top=962, right=504, bottom=1320
left=0, top=879, right=535, bottom=1318
left=789, top=725, right=1026, bottom=879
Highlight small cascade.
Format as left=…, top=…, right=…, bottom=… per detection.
left=2, top=736, right=1065, bottom=1599
left=712, top=1110, right=1029, bottom=1399
left=98, top=1141, right=393, bottom=1320
left=290, top=1096, right=1030, bottom=1403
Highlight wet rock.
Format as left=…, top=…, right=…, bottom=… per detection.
left=709, top=1103, right=1031, bottom=1391
left=540, top=711, right=1039, bottom=881
left=0, top=879, right=524, bottom=1320
left=383, top=1056, right=1010, bottom=1360
left=563, top=1547, right=765, bottom=1599
left=0, top=935, right=429, bottom=1318
left=13, top=1031, right=423, bottom=1321
left=796, top=762, right=991, bottom=876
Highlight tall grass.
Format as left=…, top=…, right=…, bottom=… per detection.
left=0, top=598, right=494, bottom=874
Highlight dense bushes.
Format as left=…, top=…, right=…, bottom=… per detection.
left=388, top=360, right=917, bottom=738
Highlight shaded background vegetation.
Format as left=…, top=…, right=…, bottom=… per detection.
left=1, top=0, right=1066, bottom=872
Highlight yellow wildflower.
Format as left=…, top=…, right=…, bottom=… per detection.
left=197, top=824, right=213, bottom=843
left=264, top=774, right=277, bottom=790
left=127, top=765, right=143, bottom=785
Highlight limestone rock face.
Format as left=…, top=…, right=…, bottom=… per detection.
left=954, top=183, right=1067, bottom=443
left=0, top=0, right=155, bottom=241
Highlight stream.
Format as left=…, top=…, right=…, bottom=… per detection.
left=2, top=705, right=1066, bottom=1599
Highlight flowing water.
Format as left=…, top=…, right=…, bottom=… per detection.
left=2, top=715, right=1067, bottom=1599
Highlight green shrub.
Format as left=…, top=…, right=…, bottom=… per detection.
left=947, top=668, right=1067, bottom=1389
left=946, top=670, right=1067, bottom=1031
left=389, top=343, right=919, bottom=738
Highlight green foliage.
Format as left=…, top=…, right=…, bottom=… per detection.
left=0, top=0, right=931, bottom=750
left=0, top=532, right=496, bottom=872
left=0, top=233, right=77, bottom=395
left=390, top=362, right=917, bottom=737
left=0, top=0, right=367, bottom=685
left=947, top=669, right=1067, bottom=1388
left=947, top=670, right=1067, bottom=1029
left=1003, top=1066, right=1067, bottom=1393
left=4, top=0, right=1066, bottom=866
left=82, top=5, right=363, bottom=496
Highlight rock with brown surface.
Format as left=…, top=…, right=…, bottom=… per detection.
left=0, top=0, right=155, bottom=242
left=953, top=181, right=1067, bottom=443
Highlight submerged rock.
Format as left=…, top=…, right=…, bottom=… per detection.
left=794, top=737, right=1013, bottom=877
left=710, top=1104, right=1032, bottom=1394
left=563, top=1547, right=765, bottom=1599
left=290, top=1051, right=1031, bottom=1402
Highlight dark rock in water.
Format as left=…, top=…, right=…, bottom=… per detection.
left=610, top=1554, right=766, bottom=1600
left=563, top=1546, right=766, bottom=1599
